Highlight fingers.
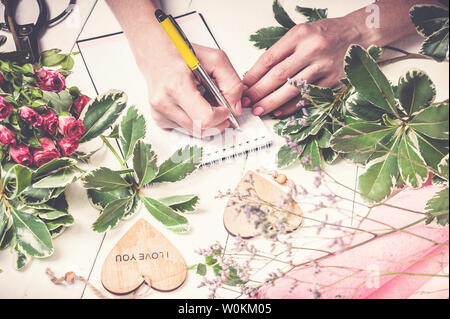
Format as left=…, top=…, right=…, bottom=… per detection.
left=150, top=87, right=231, bottom=137
left=244, top=54, right=308, bottom=105
left=243, top=29, right=297, bottom=88
left=252, top=64, right=323, bottom=116
left=194, top=44, right=244, bottom=115
left=272, top=98, right=305, bottom=118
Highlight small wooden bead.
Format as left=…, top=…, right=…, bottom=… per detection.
left=64, top=271, right=76, bottom=284
left=276, top=174, right=287, bottom=185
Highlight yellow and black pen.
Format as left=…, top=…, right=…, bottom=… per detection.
left=155, top=9, right=240, bottom=129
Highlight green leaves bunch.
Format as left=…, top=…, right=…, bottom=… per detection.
left=0, top=159, right=81, bottom=269
left=276, top=44, right=449, bottom=224
left=82, top=105, right=202, bottom=233
left=275, top=85, right=346, bottom=170
left=410, top=1, right=449, bottom=62
left=250, top=0, right=327, bottom=50
left=331, top=45, right=448, bottom=203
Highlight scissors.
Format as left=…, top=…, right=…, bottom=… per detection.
left=1, top=0, right=76, bottom=63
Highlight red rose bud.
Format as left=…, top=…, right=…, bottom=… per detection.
left=0, top=72, right=4, bottom=87
left=19, top=106, right=43, bottom=127
left=0, top=96, right=14, bottom=121
left=58, top=115, right=85, bottom=140
left=58, top=137, right=79, bottom=156
left=42, top=109, right=59, bottom=135
left=10, top=144, right=33, bottom=167
left=36, top=68, right=66, bottom=93
left=33, top=137, right=61, bottom=167
left=73, top=95, right=91, bottom=116
left=0, top=125, right=16, bottom=145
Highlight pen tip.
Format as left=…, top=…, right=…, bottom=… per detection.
left=155, top=9, right=167, bottom=22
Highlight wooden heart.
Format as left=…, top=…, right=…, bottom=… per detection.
left=101, top=218, right=187, bottom=294
left=223, top=171, right=303, bottom=238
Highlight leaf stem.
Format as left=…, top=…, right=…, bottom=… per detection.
left=100, top=135, right=126, bottom=169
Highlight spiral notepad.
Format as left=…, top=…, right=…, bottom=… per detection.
left=76, top=11, right=272, bottom=165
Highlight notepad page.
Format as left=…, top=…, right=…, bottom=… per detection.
left=77, top=12, right=272, bottom=165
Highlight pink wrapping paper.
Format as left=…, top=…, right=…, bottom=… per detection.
left=258, top=185, right=449, bottom=299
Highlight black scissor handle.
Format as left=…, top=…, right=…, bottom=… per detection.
left=3, top=0, right=48, bottom=63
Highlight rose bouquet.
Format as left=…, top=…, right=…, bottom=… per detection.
left=0, top=49, right=127, bottom=269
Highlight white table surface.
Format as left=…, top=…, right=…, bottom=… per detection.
left=0, top=0, right=448, bottom=299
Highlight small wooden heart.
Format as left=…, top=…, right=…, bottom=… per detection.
left=223, top=171, right=303, bottom=238
left=101, top=218, right=187, bottom=294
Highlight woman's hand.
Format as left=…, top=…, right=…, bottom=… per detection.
left=243, top=17, right=362, bottom=118
left=142, top=44, right=244, bottom=137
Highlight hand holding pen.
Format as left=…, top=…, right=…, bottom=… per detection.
left=106, top=1, right=244, bottom=137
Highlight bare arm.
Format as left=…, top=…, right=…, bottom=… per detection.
left=106, top=0, right=244, bottom=136
left=243, top=0, right=445, bottom=118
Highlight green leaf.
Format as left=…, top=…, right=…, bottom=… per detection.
left=32, top=168, right=80, bottom=189
left=42, top=90, right=73, bottom=114
left=13, top=243, right=32, bottom=270
left=330, top=122, right=397, bottom=153
left=10, top=206, right=53, bottom=258
left=133, top=140, right=158, bottom=186
left=397, top=132, right=429, bottom=188
left=40, top=52, right=66, bottom=67
left=83, top=167, right=131, bottom=192
left=87, top=187, right=132, bottom=211
left=158, top=195, right=199, bottom=213
left=409, top=103, right=449, bottom=140
left=300, top=139, right=322, bottom=171
left=44, top=215, right=74, bottom=231
left=205, top=255, right=217, bottom=265
left=438, top=154, right=449, bottom=180
left=322, top=148, right=339, bottom=165
left=80, top=90, right=127, bottom=143
left=317, top=128, right=332, bottom=149
left=18, top=186, right=54, bottom=204
left=425, top=187, right=449, bottom=226
left=92, top=197, right=134, bottom=232
left=415, top=131, right=449, bottom=170
left=33, top=158, right=77, bottom=179
left=358, top=134, right=402, bottom=202
left=196, top=263, right=207, bottom=276
left=420, top=24, right=449, bottom=62
left=397, top=70, right=436, bottom=115
left=344, top=45, right=399, bottom=118
left=141, top=197, right=189, bottom=233
left=0, top=201, right=13, bottom=249
left=120, top=106, right=146, bottom=162
left=153, top=146, right=202, bottom=183
left=295, top=6, right=328, bottom=22
left=277, top=145, right=300, bottom=169
left=273, top=0, right=296, bottom=28
left=60, top=55, right=75, bottom=70
left=13, top=165, right=33, bottom=197
left=410, top=5, right=449, bottom=37
left=249, top=26, right=289, bottom=50
left=367, top=45, right=383, bottom=61
left=290, top=112, right=327, bottom=142
left=307, top=85, right=335, bottom=106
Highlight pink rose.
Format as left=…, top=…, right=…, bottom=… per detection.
left=73, top=95, right=91, bottom=117
left=19, top=106, right=43, bottom=127
left=0, top=96, right=13, bottom=121
left=0, top=125, right=16, bottom=145
left=35, top=69, right=66, bottom=93
left=57, top=138, right=79, bottom=156
left=32, top=137, right=61, bottom=167
left=10, top=145, right=33, bottom=167
left=41, top=109, right=59, bottom=135
left=58, top=115, right=85, bottom=140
